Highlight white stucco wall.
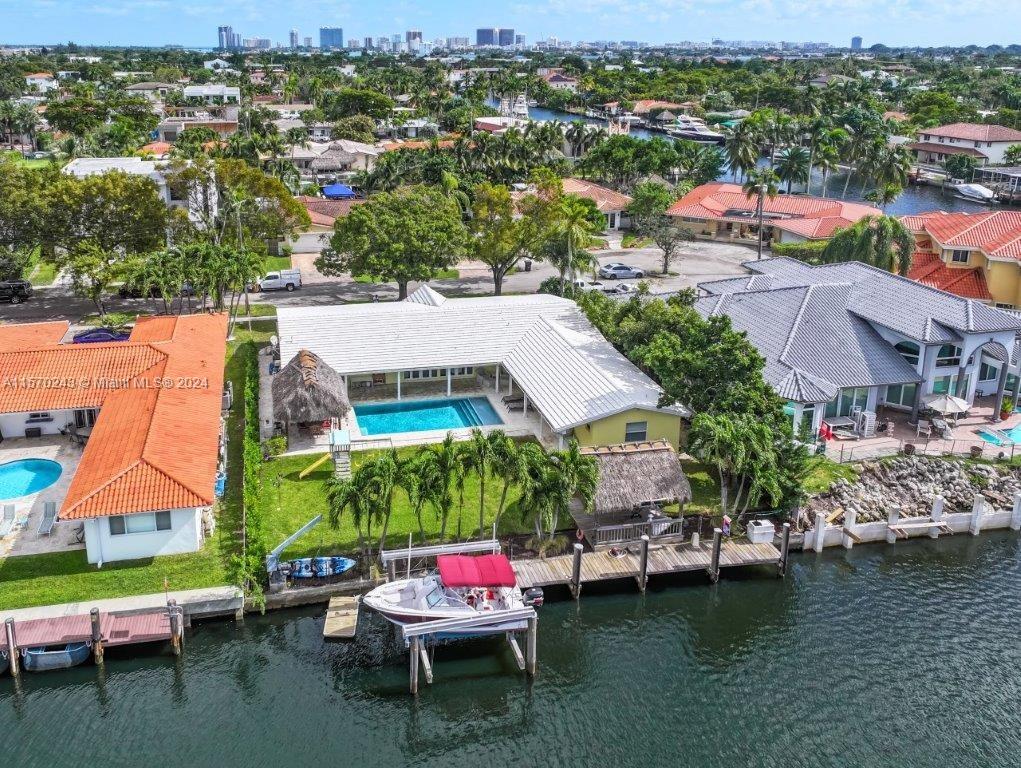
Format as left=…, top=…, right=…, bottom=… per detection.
left=0, top=409, right=78, bottom=438
left=84, top=507, right=203, bottom=565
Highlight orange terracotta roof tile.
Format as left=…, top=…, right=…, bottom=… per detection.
left=0, top=321, right=69, bottom=352
left=667, top=183, right=880, bottom=240
left=0, top=314, right=228, bottom=520
left=562, top=178, right=633, bottom=213
left=913, top=210, right=1021, bottom=261
left=907, top=251, right=992, bottom=301
left=922, top=122, right=1021, bottom=142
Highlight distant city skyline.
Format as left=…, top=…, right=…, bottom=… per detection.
left=0, top=0, right=1017, bottom=48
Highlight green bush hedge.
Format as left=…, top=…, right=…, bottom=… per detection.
left=771, top=239, right=828, bottom=263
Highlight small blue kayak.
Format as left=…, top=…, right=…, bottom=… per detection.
left=289, top=556, right=356, bottom=579
left=22, top=641, right=92, bottom=672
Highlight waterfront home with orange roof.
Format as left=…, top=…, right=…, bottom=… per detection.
left=0, top=314, right=227, bottom=565
left=667, top=182, right=880, bottom=246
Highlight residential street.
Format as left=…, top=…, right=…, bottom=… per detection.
left=0, top=239, right=756, bottom=323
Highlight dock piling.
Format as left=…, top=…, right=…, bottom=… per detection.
left=418, top=641, right=433, bottom=685
left=842, top=508, right=857, bottom=550
left=969, top=495, right=984, bottom=536
left=1012, top=493, right=1021, bottom=532
left=569, top=542, right=584, bottom=600
left=708, top=528, right=722, bottom=583
left=886, top=507, right=900, bottom=544
left=409, top=636, right=420, bottom=694
left=636, top=535, right=650, bottom=593
left=90, top=608, right=104, bottom=665
left=778, top=522, right=791, bottom=577
left=813, top=511, right=826, bottom=552
left=930, top=496, right=945, bottom=539
left=168, top=599, right=183, bottom=656
left=526, top=616, right=538, bottom=678
left=4, top=618, right=18, bottom=677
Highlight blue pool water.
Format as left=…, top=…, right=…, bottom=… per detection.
left=354, top=397, right=503, bottom=436
left=979, top=425, right=1021, bottom=445
left=0, top=458, right=62, bottom=500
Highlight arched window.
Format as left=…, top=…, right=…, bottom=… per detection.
left=937, top=344, right=962, bottom=367
left=894, top=341, right=920, bottom=367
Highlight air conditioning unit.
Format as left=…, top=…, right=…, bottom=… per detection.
left=222, top=380, right=234, bottom=411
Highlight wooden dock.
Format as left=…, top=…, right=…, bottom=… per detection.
left=323, top=596, right=360, bottom=640
left=511, top=538, right=781, bottom=590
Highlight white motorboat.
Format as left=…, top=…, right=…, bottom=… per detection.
left=362, top=554, right=542, bottom=634
left=952, top=183, right=996, bottom=203
left=668, top=115, right=725, bottom=144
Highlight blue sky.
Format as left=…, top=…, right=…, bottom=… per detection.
left=0, top=0, right=1016, bottom=48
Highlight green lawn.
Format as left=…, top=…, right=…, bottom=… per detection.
left=802, top=455, right=859, bottom=495
left=263, top=255, right=293, bottom=272
left=0, top=150, right=53, bottom=169
left=354, top=268, right=459, bottom=285
left=260, top=449, right=533, bottom=560
left=28, top=258, right=58, bottom=285
left=0, top=546, right=228, bottom=611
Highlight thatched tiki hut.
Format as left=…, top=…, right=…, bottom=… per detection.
left=272, top=349, right=351, bottom=435
left=576, top=440, right=692, bottom=545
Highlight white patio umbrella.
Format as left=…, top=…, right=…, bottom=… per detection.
left=922, top=393, right=969, bottom=415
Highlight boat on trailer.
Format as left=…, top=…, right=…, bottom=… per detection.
left=362, top=554, right=543, bottom=635
left=22, top=641, right=91, bottom=672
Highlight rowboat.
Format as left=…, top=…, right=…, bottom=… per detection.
left=22, top=641, right=92, bottom=672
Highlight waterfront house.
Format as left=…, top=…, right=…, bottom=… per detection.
left=906, top=123, right=1021, bottom=167
left=695, top=258, right=1021, bottom=436
left=667, top=183, right=880, bottom=246
left=124, top=81, right=177, bottom=102
left=276, top=287, right=687, bottom=449
left=182, top=84, right=241, bottom=105
left=156, top=105, right=239, bottom=142
left=0, top=314, right=227, bottom=565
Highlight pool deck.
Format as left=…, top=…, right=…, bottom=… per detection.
left=0, top=436, right=84, bottom=558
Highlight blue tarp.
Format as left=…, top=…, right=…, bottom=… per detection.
left=321, top=183, right=356, bottom=199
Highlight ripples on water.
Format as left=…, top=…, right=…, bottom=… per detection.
left=3, top=533, right=1020, bottom=768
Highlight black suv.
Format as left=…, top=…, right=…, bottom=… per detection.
left=0, top=280, right=32, bottom=304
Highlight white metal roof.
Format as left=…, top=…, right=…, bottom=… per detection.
left=63, top=157, right=162, bottom=179
left=276, top=287, right=683, bottom=433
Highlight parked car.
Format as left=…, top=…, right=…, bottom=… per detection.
left=573, top=279, right=607, bottom=292
left=598, top=263, right=645, bottom=279
left=255, top=269, right=301, bottom=292
left=118, top=282, right=194, bottom=299
left=72, top=327, right=131, bottom=343
left=0, top=279, right=32, bottom=304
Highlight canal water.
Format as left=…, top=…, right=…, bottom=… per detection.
left=3, top=532, right=1020, bottom=767
left=521, top=104, right=993, bottom=218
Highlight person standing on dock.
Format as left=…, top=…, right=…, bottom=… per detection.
left=722, top=515, right=732, bottom=537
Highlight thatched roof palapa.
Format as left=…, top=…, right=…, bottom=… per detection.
left=310, top=145, right=358, bottom=171
left=581, top=440, right=691, bottom=514
left=272, top=349, right=351, bottom=424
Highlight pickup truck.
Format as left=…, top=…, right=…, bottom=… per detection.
left=255, top=269, right=301, bottom=292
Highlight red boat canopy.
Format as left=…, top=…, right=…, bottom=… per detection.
left=437, top=554, right=517, bottom=588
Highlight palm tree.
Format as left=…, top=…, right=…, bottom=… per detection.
left=428, top=433, right=460, bottom=540
left=724, top=121, right=757, bottom=181
left=368, top=448, right=402, bottom=554
left=820, top=215, right=914, bottom=274
left=488, top=431, right=525, bottom=530
left=459, top=428, right=495, bottom=538
left=327, top=468, right=375, bottom=560
left=775, top=146, right=811, bottom=193
left=554, top=194, right=599, bottom=292
left=802, top=116, right=831, bottom=195
left=742, top=167, right=780, bottom=260
left=814, top=142, right=841, bottom=198
left=551, top=440, right=598, bottom=520
left=864, top=183, right=904, bottom=213
left=401, top=453, right=444, bottom=543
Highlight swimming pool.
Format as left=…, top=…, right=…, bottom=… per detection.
left=354, top=397, right=503, bottom=436
left=0, top=458, right=62, bottom=500
left=978, top=425, right=1021, bottom=446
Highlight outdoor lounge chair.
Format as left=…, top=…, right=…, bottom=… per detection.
left=502, top=394, right=524, bottom=404
left=916, top=420, right=932, bottom=438
left=38, top=501, right=57, bottom=536
left=0, top=505, right=14, bottom=537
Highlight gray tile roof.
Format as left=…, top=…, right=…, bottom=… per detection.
left=695, top=282, right=922, bottom=404
left=743, top=258, right=1021, bottom=342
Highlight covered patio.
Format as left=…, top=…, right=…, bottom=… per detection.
left=271, top=349, right=352, bottom=454
left=572, top=441, right=692, bottom=548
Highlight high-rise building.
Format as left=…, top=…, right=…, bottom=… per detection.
left=377, top=37, right=390, bottom=51
left=304, top=36, right=313, bottom=48
left=476, top=28, right=497, bottom=46
left=217, top=25, right=239, bottom=50
left=242, top=37, right=271, bottom=49
left=406, top=29, right=422, bottom=44
left=498, top=28, right=515, bottom=47
left=347, top=39, right=361, bottom=50
left=851, top=36, right=863, bottom=50
left=446, top=37, right=469, bottom=49
left=289, top=29, right=299, bottom=48
left=515, top=34, right=526, bottom=46
left=364, top=37, right=373, bottom=49
left=320, top=27, right=344, bottom=49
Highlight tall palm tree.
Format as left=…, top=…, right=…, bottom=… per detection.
left=460, top=428, right=495, bottom=538
left=724, top=121, right=757, bottom=181
left=864, top=183, right=904, bottom=213
left=802, top=116, right=831, bottom=195
left=775, top=146, right=811, bottom=193
left=368, top=449, right=402, bottom=554
left=742, top=167, right=780, bottom=260
left=428, top=433, right=460, bottom=540
left=327, top=468, right=375, bottom=560
left=814, top=142, right=841, bottom=198
left=488, top=431, right=525, bottom=530
left=554, top=194, right=599, bottom=292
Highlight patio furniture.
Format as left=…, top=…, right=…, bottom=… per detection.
left=38, top=501, right=57, bottom=536
left=932, top=419, right=954, bottom=439
left=502, top=394, right=524, bottom=405
left=916, top=420, right=932, bottom=438
left=0, top=505, right=14, bottom=537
